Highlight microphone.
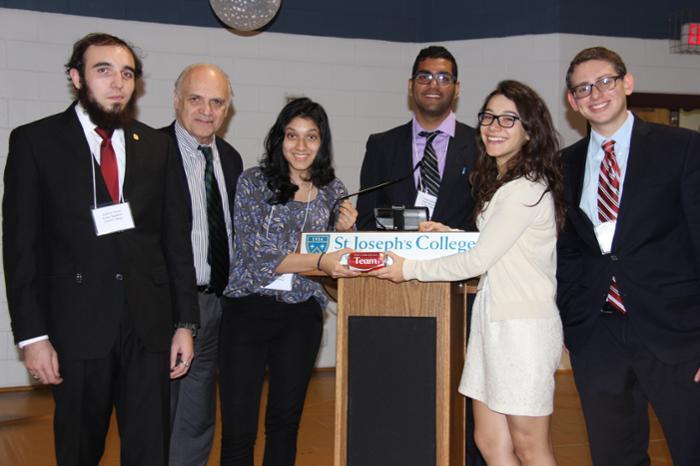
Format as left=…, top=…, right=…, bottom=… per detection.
left=326, top=159, right=423, bottom=231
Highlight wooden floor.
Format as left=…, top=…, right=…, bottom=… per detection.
left=0, top=370, right=672, bottom=466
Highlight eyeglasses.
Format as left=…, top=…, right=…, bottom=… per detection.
left=477, top=112, right=521, bottom=129
left=412, top=71, right=456, bottom=86
left=570, top=75, right=623, bottom=99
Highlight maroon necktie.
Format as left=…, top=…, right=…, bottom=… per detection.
left=95, top=128, right=119, bottom=203
left=597, top=140, right=626, bottom=313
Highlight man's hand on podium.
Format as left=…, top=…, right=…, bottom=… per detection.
left=367, top=251, right=406, bottom=283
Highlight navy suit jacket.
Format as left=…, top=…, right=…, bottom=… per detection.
left=356, top=121, right=477, bottom=231
left=3, top=105, right=199, bottom=360
left=160, top=122, right=243, bottom=224
left=556, top=117, right=700, bottom=364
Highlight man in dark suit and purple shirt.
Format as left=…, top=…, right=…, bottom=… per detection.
left=357, top=45, right=485, bottom=466
left=557, top=46, right=700, bottom=466
left=3, top=33, right=199, bottom=466
left=356, top=45, right=477, bottom=231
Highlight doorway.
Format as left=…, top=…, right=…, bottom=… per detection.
left=628, top=92, right=700, bottom=131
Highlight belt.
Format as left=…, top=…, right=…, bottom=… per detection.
left=197, top=285, right=216, bottom=294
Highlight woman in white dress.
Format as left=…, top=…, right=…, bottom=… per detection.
left=370, top=80, right=566, bottom=466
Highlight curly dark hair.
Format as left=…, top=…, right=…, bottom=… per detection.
left=470, top=80, right=566, bottom=232
left=261, top=97, right=336, bottom=205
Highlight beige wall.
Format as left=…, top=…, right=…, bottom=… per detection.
left=1, top=7, right=699, bottom=387
left=680, top=109, right=700, bottom=131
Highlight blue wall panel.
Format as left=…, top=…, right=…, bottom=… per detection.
left=0, top=0, right=693, bottom=41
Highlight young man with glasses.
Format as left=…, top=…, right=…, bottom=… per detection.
left=356, top=45, right=477, bottom=231
left=557, top=46, right=700, bottom=466
left=355, top=44, right=485, bottom=466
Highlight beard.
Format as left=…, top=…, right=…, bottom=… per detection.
left=77, top=78, right=137, bottom=130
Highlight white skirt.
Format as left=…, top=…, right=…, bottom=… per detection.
left=459, top=279, right=563, bottom=416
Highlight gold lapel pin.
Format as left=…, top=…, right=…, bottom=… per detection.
left=132, top=133, right=140, bottom=141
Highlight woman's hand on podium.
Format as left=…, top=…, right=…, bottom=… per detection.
left=367, top=251, right=405, bottom=283
left=335, top=199, right=358, bottom=232
left=319, top=248, right=361, bottom=279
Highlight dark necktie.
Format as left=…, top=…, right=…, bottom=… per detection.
left=419, top=130, right=441, bottom=196
left=95, top=128, right=119, bottom=203
left=199, top=145, right=229, bottom=295
left=598, top=140, right=626, bottom=313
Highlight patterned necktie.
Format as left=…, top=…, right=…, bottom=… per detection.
left=199, top=145, right=229, bottom=295
left=598, top=140, right=626, bottom=313
left=418, top=130, right=441, bottom=196
left=95, top=128, right=119, bottom=203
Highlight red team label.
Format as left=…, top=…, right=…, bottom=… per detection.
left=340, top=252, right=393, bottom=272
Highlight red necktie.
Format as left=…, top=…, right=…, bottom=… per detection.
left=95, top=128, right=119, bottom=203
left=597, top=140, right=625, bottom=313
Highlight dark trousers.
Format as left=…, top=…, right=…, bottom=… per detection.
left=52, top=323, right=170, bottom=466
left=219, top=294, right=323, bottom=466
left=570, top=312, right=700, bottom=466
left=170, top=292, right=223, bottom=466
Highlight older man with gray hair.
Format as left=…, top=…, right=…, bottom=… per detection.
left=161, top=63, right=243, bottom=466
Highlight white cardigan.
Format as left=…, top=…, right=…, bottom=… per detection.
left=403, top=177, right=559, bottom=321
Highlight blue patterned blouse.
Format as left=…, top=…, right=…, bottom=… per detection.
left=224, top=167, right=348, bottom=307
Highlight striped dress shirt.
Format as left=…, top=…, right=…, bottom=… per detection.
left=175, top=121, right=233, bottom=286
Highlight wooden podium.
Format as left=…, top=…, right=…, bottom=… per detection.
left=333, top=276, right=473, bottom=466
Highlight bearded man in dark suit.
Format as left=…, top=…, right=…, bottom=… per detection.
left=3, top=33, right=199, bottom=466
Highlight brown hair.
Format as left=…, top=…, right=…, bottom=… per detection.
left=65, top=32, right=143, bottom=80
left=565, top=46, right=626, bottom=90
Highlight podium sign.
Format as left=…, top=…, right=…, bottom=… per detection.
left=301, top=231, right=479, bottom=259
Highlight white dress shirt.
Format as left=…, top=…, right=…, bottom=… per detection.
left=579, top=111, right=635, bottom=226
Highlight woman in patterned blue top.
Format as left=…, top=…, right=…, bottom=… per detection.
left=219, top=98, right=358, bottom=466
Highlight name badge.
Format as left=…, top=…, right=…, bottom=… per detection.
left=414, top=191, right=437, bottom=219
left=594, top=220, right=616, bottom=254
left=91, top=202, right=135, bottom=236
left=264, top=273, right=293, bottom=291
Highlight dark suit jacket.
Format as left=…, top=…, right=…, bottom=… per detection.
left=160, top=122, right=243, bottom=225
left=356, top=120, right=477, bottom=231
left=556, top=118, right=700, bottom=364
left=2, top=104, right=199, bottom=360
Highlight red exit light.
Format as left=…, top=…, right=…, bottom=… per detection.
left=689, top=23, right=700, bottom=46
